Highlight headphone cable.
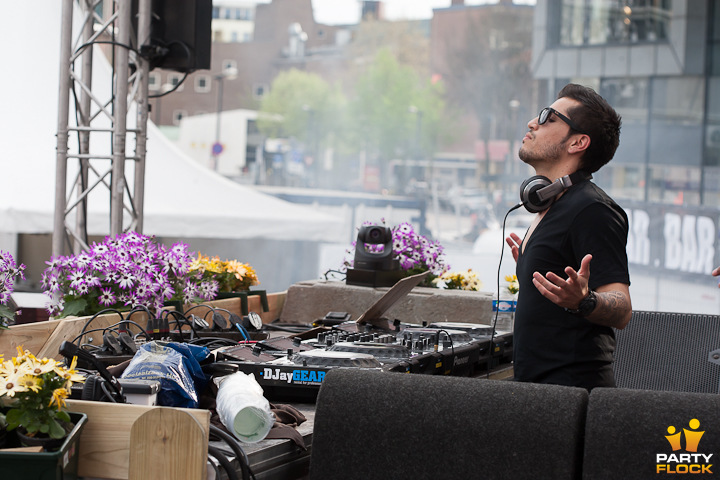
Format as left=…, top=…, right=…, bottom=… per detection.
left=487, top=202, right=524, bottom=379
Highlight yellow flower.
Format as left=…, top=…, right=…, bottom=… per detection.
left=49, top=387, right=69, bottom=410
left=0, top=371, right=29, bottom=397
left=18, top=374, right=42, bottom=393
left=26, top=355, right=58, bottom=376
left=504, top=274, right=519, bottom=295
left=55, top=356, right=85, bottom=386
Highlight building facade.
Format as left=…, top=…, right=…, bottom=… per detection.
left=533, top=0, right=718, bottom=208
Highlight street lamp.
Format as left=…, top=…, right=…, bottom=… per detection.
left=408, top=105, right=424, bottom=181
left=211, top=66, right=238, bottom=171
left=508, top=99, right=520, bottom=179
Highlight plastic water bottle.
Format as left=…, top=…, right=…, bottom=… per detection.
left=492, top=294, right=516, bottom=332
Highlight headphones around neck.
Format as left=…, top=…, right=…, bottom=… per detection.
left=519, top=170, right=592, bottom=213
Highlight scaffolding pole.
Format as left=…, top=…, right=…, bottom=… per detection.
left=53, top=0, right=150, bottom=257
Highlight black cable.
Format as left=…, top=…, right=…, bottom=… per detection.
left=209, top=424, right=256, bottom=480
left=148, top=71, right=189, bottom=98
left=184, top=304, right=217, bottom=320
left=71, top=319, right=150, bottom=345
left=322, top=268, right=346, bottom=281
left=208, top=445, right=240, bottom=480
left=487, top=202, right=525, bottom=379
left=78, top=309, right=126, bottom=342
left=208, top=456, right=221, bottom=480
left=99, top=379, right=119, bottom=403
left=172, top=312, right=198, bottom=342
left=436, top=329, right=455, bottom=376
left=73, top=40, right=140, bottom=58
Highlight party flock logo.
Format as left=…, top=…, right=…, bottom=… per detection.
left=656, top=418, right=713, bottom=474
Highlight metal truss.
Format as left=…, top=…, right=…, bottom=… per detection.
left=53, top=0, right=151, bottom=256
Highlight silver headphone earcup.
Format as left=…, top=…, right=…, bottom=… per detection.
left=520, top=175, right=553, bottom=213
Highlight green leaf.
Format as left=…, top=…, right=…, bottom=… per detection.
left=61, top=298, right=89, bottom=317
left=5, top=409, right=21, bottom=429
left=49, top=420, right=66, bottom=439
left=56, top=410, right=71, bottom=423
left=0, top=304, right=15, bottom=319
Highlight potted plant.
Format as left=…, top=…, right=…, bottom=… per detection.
left=432, top=269, right=484, bottom=291
left=189, top=253, right=259, bottom=292
left=0, top=250, right=25, bottom=328
left=0, top=346, right=86, bottom=449
left=41, top=232, right=218, bottom=319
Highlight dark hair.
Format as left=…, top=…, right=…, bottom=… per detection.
left=557, top=84, right=622, bottom=173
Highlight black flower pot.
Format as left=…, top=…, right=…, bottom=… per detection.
left=16, top=427, right=67, bottom=452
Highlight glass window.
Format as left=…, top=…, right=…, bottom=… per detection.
left=701, top=167, right=720, bottom=206
left=222, top=60, right=238, bottom=73
left=648, top=77, right=704, bottom=167
left=172, top=110, right=187, bottom=126
left=596, top=164, right=645, bottom=202
left=254, top=84, right=268, bottom=98
left=168, top=73, right=184, bottom=92
left=148, top=72, right=161, bottom=91
left=557, top=0, right=671, bottom=46
left=646, top=165, right=701, bottom=205
left=195, top=75, right=211, bottom=93
left=601, top=77, right=649, bottom=165
left=711, top=1, right=720, bottom=75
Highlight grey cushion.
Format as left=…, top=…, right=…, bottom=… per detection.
left=583, top=387, right=720, bottom=480
left=310, top=369, right=588, bottom=480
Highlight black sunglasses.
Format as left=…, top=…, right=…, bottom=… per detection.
left=538, top=107, right=587, bottom=135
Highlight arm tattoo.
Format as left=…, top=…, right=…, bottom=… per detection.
left=588, top=290, right=631, bottom=328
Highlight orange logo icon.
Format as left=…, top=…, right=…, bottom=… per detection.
left=665, top=419, right=704, bottom=452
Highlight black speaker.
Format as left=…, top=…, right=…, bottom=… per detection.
left=136, top=0, right=212, bottom=72
left=519, top=170, right=592, bottom=213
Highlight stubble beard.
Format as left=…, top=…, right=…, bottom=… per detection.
left=518, top=139, right=566, bottom=168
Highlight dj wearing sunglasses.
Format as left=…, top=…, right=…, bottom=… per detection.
left=537, top=106, right=587, bottom=135
left=505, top=84, right=632, bottom=391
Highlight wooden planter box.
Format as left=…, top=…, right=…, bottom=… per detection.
left=0, top=292, right=287, bottom=360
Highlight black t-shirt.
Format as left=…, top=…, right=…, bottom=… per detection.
left=513, top=180, right=630, bottom=390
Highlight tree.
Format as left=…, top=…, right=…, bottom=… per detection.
left=431, top=6, right=534, bottom=184
left=347, top=48, right=456, bottom=190
left=257, top=69, right=345, bottom=146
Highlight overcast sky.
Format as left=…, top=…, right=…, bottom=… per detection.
left=255, top=0, right=535, bottom=26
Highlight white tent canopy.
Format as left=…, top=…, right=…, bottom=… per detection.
left=0, top=1, right=344, bottom=243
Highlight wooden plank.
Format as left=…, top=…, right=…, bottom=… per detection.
left=129, top=409, right=206, bottom=480
left=66, top=400, right=209, bottom=480
left=0, top=320, right=62, bottom=358
left=0, top=446, right=44, bottom=453
left=262, top=291, right=286, bottom=323
left=197, top=291, right=286, bottom=324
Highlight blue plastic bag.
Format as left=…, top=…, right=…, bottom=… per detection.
left=121, top=341, right=210, bottom=408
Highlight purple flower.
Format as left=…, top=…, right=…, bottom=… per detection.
left=98, top=288, right=116, bottom=306
left=41, top=232, right=216, bottom=318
